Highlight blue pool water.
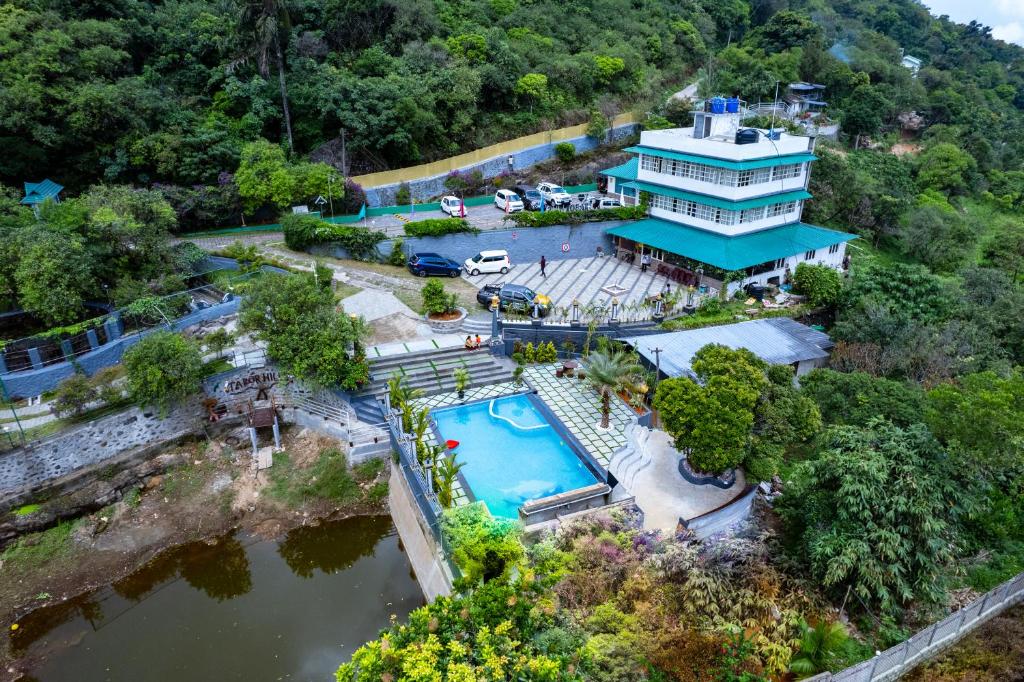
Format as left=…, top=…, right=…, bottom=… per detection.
left=431, top=395, right=599, bottom=519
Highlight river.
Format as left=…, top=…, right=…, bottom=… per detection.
left=11, top=515, right=424, bottom=681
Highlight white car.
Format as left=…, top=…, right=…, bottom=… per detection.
left=536, top=182, right=571, bottom=207
left=494, top=189, right=524, bottom=212
left=440, top=195, right=467, bottom=217
left=463, top=250, right=511, bottom=276
left=592, top=197, right=622, bottom=209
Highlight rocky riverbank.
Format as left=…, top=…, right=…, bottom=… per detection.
left=0, top=425, right=389, bottom=676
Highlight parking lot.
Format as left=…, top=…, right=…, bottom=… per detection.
left=359, top=190, right=611, bottom=237
left=462, top=254, right=675, bottom=314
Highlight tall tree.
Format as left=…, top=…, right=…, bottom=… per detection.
left=585, top=349, right=642, bottom=429
left=235, top=0, right=295, bottom=153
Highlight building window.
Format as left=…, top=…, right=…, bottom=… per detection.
left=739, top=207, right=765, bottom=223
left=771, top=163, right=803, bottom=180
left=828, top=243, right=841, bottom=254
left=804, top=249, right=817, bottom=260
left=766, top=200, right=797, bottom=218
left=775, top=258, right=787, bottom=269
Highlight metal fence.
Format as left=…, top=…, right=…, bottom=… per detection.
left=808, top=571, right=1024, bottom=682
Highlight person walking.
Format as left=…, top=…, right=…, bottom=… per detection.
left=641, top=252, right=651, bottom=273
left=539, top=255, right=547, bottom=277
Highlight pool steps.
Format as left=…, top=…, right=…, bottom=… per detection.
left=608, top=423, right=655, bottom=491
left=487, top=399, right=550, bottom=431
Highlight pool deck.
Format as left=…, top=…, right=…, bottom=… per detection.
left=523, top=363, right=632, bottom=468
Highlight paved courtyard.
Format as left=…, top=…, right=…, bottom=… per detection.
left=463, top=255, right=676, bottom=313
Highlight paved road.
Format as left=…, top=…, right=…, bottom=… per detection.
left=670, top=79, right=700, bottom=102
left=463, top=255, right=675, bottom=313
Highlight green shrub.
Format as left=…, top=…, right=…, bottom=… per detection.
left=282, top=213, right=386, bottom=260
left=123, top=331, right=204, bottom=415
left=421, top=279, right=457, bottom=315
left=555, top=141, right=576, bottom=163
left=395, top=182, right=411, bottom=205
left=388, top=238, right=406, bottom=266
left=440, top=502, right=524, bottom=585
left=504, top=205, right=645, bottom=227
left=52, top=372, right=97, bottom=417
left=403, top=217, right=479, bottom=237
left=793, top=262, right=842, bottom=307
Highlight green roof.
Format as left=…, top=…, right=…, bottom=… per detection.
left=622, top=180, right=811, bottom=211
left=600, top=157, right=638, bottom=182
left=606, top=218, right=856, bottom=271
left=625, top=146, right=817, bottom=171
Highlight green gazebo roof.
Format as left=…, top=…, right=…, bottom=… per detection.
left=21, top=179, right=64, bottom=206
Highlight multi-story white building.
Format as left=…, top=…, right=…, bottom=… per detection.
left=601, top=99, right=854, bottom=293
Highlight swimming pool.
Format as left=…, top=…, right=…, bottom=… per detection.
left=431, top=394, right=599, bottom=519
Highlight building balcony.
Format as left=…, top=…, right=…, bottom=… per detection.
left=649, top=206, right=804, bottom=237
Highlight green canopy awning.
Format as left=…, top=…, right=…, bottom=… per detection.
left=621, top=181, right=811, bottom=211
left=600, top=157, right=638, bottom=182
left=606, top=218, right=855, bottom=271
left=625, top=146, right=816, bottom=171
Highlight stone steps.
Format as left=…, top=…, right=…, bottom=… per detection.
left=609, top=423, right=654, bottom=491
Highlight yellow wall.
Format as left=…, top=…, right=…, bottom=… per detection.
left=351, top=112, right=638, bottom=188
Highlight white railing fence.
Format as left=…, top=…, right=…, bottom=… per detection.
left=807, top=571, right=1024, bottom=682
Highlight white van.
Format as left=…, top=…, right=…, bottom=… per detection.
left=463, top=250, right=511, bottom=276
left=494, top=189, right=524, bottom=212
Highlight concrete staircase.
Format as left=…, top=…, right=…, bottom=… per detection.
left=608, top=423, right=655, bottom=492
left=356, top=347, right=510, bottom=399
left=460, top=314, right=493, bottom=335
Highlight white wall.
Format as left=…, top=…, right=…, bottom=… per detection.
left=728, top=242, right=847, bottom=294
left=636, top=168, right=809, bottom=201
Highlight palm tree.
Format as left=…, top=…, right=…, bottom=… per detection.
left=435, top=454, right=465, bottom=508
left=387, top=373, right=423, bottom=432
left=234, top=0, right=295, bottom=153
left=585, top=349, right=642, bottom=429
left=789, top=620, right=849, bottom=678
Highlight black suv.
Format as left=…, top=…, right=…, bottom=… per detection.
left=407, top=252, right=462, bottom=277
left=476, top=283, right=551, bottom=316
left=514, top=185, right=544, bottom=211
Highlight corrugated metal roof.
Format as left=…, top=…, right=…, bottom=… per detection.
left=600, top=157, right=638, bottom=181
left=621, top=180, right=812, bottom=211
left=606, top=217, right=855, bottom=270
left=618, top=318, right=833, bottom=378
left=21, top=179, right=64, bottom=205
left=625, top=146, right=817, bottom=171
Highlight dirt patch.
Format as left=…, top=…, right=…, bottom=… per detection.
left=892, top=142, right=921, bottom=156
left=366, top=312, right=422, bottom=345
left=0, top=425, right=389, bottom=673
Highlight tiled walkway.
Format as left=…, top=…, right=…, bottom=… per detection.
left=463, top=255, right=674, bottom=310
left=523, top=364, right=633, bottom=467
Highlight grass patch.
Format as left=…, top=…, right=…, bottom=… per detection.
left=334, top=282, right=363, bottom=300
left=366, top=481, right=388, bottom=503
left=266, top=448, right=360, bottom=507
left=162, top=460, right=214, bottom=500
left=203, top=357, right=234, bottom=376
left=13, top=503, right=40, bottom=516
left=353, top=457, right=385, bottom=482
left=965, top=541, right=1024, bottom=592
left=1, top=520, right=80, bottom=571
left=123, top=488, right=142, bottom=508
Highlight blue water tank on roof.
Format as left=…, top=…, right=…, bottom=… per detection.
left=725, top=97, right=740, bottom=113
left=710, top=97, right=726, bottom=114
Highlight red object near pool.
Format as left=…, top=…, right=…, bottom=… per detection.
left=445, top=439, right=460, bottom=450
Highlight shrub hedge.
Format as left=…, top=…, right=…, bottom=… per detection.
left=403, top=217, right=479, bottom=237
left=502, top=205, right=646, bottom=227
left=282, top=213, right=386, bottom=260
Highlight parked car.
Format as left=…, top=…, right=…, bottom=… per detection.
left=407, top=252, right=462, bottom=277
left=591, top=197, right=622, bottom=209
left=440, top=195, right=467, bottom=217
left=536, top=182, right=571, bottom=207
left=494, top=189, right=524, bottom=212
left=514, top=185, right=544, bottom=210
left=476, top=283, right=552, bottom=316
left=463, top=250, right=511, bottom=276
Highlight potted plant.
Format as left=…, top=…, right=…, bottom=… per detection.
left=512, top=365, right=524, bottom=387
left=454, top=367, right=470, bottom=400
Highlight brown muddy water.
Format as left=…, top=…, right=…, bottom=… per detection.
left=10, top=515, right=424, bottom=681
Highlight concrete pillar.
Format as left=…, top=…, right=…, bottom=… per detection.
left=103, top=316, right=122, bottom=341
left=0, top=353, right=7, bottom=375
left=248, top=427, right=259, bottom=455
left=60, top=339, right=74, bottom=360
left=272, top=416, right=281, bottom=449
left=27, top=347, right=43, bottom=370
left=86, top=329, right=100, bottom=350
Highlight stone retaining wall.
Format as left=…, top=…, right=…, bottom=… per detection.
left=680, top=485, right=757, bottom=539
left=363, top=123, right=639, bottom=206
